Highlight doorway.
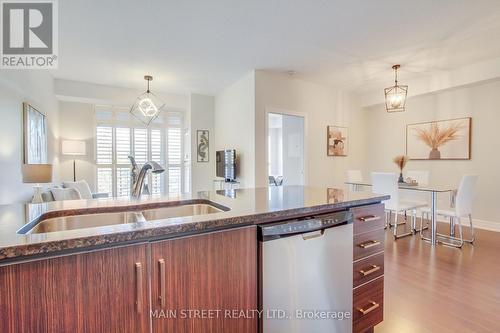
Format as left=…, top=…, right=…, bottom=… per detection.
left=268, top=112, right=305, bottom=186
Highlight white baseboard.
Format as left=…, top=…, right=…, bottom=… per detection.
left=436, top=216, right=500, bottom=232
left=471, top=218, right=500, bottom=232
left=397, top=211, right=500, bottom=232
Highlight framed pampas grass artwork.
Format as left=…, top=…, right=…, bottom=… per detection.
left=406, top=117, right=471, bottom=160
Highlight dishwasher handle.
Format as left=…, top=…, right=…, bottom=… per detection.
left=301, top=229, right=325, bottom=240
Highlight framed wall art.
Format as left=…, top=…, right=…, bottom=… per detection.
left=406, top=117, right=471, bottom=160
left=23, top=102, right=48, bottom=164
left=197, top=130, right=209, bottom=162
left=327, top=125, right=348, bottom=156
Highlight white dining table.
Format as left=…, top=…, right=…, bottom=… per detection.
left=345, top=181, right=457, bottom=245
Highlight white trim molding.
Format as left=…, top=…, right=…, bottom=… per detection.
left=436, top=216, right=500, bottom=233
left=470, top=218, right=500, bottom=232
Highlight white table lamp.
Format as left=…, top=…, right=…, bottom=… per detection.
left=62, top=140, right=86, bottom=181
left=22, top=164, right=53, bottom=204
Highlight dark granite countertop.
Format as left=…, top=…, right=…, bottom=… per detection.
left=0, top=186, right=388, bottom=264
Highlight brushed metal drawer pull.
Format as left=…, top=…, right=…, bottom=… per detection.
left=159, top=259, right=166, bottom=308
left=359, top=215, right=381, bottom=222
left=359, top=265, right=381, bottom=277
left=135, top=262, right=143, bottom=314
left=357, top=301, right=380, bottom=315
left=358, top=240, right=381, bottom=249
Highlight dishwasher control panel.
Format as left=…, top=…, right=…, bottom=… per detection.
left=259, top=210, right=352, bottom=240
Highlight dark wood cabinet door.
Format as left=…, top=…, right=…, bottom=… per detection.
left=151, top=226, right=258, bottom=333
left=0, top=244, right=149, bottom=333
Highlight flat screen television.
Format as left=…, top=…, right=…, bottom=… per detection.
left=216, top=149, right=236, bottom=181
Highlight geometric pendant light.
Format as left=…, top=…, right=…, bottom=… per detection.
left=130, top=75, right=166, bottom=126
left=384, top=65, right=408, bottom=113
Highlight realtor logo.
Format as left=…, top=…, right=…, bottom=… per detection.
left=1, top=0, right=58, bottom=68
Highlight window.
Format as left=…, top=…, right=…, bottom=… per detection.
left=95, top=106, right=184, bottom=197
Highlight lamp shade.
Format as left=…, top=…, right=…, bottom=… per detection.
left=22, top=164, right=53, bottom=183
left=62, top=140, right=86, bottom=156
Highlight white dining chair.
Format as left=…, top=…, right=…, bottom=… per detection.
left=347, top=170, right=363, bottom=191
left=420, top=175, right=478, bottom=248
left=403, top=170, right=430, bottom=231
left=371, top=172, right=427, bottom=239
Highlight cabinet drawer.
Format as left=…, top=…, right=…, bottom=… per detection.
left=354, top=229, right=385, bottom=261
left=353, top=253, right=384, bottom=288
left=351, top=204, right=385, bottom=235
left=353, top=277, right=384, bottom=333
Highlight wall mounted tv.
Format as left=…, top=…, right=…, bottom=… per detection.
left=216, top=149, right=236, bottom=181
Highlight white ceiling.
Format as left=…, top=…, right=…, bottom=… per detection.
left=54, top=0, right=500, bottom=95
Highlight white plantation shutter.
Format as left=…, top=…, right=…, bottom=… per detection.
left=167, top=127, right=181, bottom=165
left=95, top=107, right=184, bottom=197
left=96, top=127, right=112, bottom=164
left=151, top=129, right=162, bottom=162
left=96, top=126, right=113, bottom=196
left=183, top=128, right=191, bottom=192
left=133, top=129, right=148, bottom=165
left=115, top=128, right=131, bottom=164
left=150, top=129, right=163, bottom=195
left=116, top=167, right=130, bottom=197
left=167, top=114, right=182, bottom=195
left=115, top=128, right=132, bottom=197
left=97, top=167, right=112, bottom=195
left=168, top=166, right=181, bottom=195
left=184, top=164, right=190, bottom=193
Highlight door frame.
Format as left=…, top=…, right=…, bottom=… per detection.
left=265, top=107, right=308, bottom=186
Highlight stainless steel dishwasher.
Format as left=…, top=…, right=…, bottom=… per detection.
left=259, top=210, right=353, bottom=333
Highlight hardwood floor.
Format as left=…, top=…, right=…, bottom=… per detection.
left=376, top=220, right=500, bottom=333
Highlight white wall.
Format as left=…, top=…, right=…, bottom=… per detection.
left=360, top=79, right=500, bottom=225
left=255, top=70, right=365, bottom=188
left=58, top=101, right=96, bottom=189
left=190, top=93, right=215, bottom=192
left=214, top=71, right=256, bottom=188
left=0, top=72, right=60, bottom=204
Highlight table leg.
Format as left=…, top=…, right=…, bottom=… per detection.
left=431, top=191, right=437, bottom=245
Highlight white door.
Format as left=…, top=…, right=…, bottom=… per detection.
left=268, top=113, right=305, bottom=186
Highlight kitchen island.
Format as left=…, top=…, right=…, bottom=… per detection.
left=0, top=186, right=388, bottom=333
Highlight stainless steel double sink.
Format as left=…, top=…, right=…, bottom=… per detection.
left=20, top=203, right=226, bottom=234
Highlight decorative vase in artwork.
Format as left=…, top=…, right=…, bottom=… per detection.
left=429, top=148, right=441, bottom=160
